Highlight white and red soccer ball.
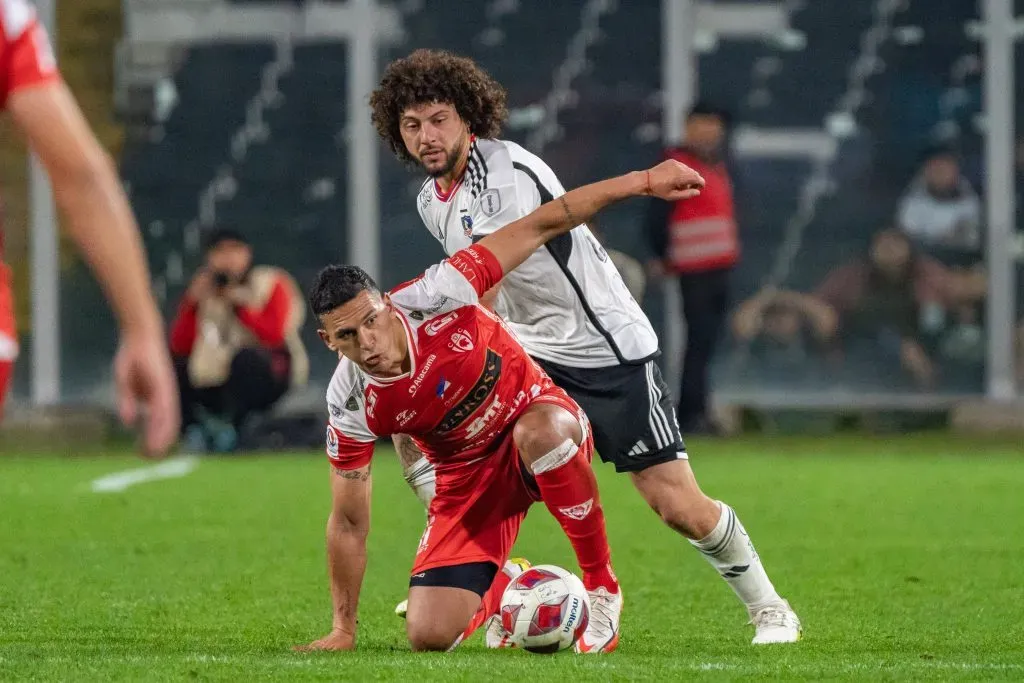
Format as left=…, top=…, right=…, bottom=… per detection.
left=499, top=564, right=590, bottom=654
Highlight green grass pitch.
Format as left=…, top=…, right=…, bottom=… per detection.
left=1, top=434, right=1022, bottom=681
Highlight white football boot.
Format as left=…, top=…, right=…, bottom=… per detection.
left=750, top=600, right=802, bottom=644
left=574, top=586, right=622, bottom=654
left=484, top=557, right=532, bottom=648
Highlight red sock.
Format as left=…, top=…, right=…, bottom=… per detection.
left=532, top=439, right=618, bottom=593
left=458, top=562, right=516, bottom=642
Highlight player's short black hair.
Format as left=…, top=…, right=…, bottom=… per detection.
left=204, top=228, right=249, bottom=252
left=370, top=49, right=508, bottom=164
left=309, top=265, right=380, bottom=322
left=687, top=101, right=732, bottom=128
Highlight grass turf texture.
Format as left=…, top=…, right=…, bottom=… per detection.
left=1, top=435, right=1022, bottom=681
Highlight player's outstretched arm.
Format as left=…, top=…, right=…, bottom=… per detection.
left=476, top=160, right=704, bottom=280
left=296, top=465, right=372, bottom=652
left=9, top=82, right=179, bottom=458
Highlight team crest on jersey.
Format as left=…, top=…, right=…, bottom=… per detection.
left=344, top=396, right=359, bottom=411
left=461, top=214, right=474, bottom=237
left=409, top=310, right=424, bottom=320
left=326, top=425, right=340, bottom=460
left=448, top=329, right=474, bottom=353
left=479, top=188, right=501, bottom=217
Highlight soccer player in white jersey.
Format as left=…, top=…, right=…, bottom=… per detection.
left=370, top=49, right=801, bottom=645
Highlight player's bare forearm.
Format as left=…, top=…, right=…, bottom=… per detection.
left=479, top=172, right=646, bottom=275
left=478, top=284, right=501, bottom=311
left=326, top=466, right=372, bottom=634
left=9, top=83, right=163, bottom=339
left=478, top=161, right=703, bottom=277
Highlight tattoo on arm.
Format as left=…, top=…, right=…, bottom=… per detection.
left=559, top=195, right=579, bottom=227
left=394, top=434, right=425, bottom=469
left=335, top=467, right=371, bottom=481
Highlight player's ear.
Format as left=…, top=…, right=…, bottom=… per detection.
left=317, top=327, right=335, bottom=352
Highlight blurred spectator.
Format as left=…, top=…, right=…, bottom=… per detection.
left=897, top=146, right=981, bottom=257
left=169, top=230, right=308, bottom=452
left=731, top=288, right=837, bottom=381
left=815, top=229, right=953, bottom=389
left=645, top=102, right=739, bottom=433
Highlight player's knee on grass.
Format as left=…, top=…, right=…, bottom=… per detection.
left=406, top=618, right=463, bottom=652
left=631, top=459, right=720, bottom=539
left=513, top=404, right=583, bottom=470
left=406, top=585, right=482, bottom=651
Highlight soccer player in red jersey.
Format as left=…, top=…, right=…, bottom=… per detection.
left=0, top=0, right=178, bottom=454
left=373, top=50, right=802, bottom=646
left=295, top=159, right=705, bottom=653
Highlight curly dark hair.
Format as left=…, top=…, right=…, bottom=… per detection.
left=370, top=49, right=509, bottom=164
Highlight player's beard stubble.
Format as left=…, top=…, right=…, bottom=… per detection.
left=420, top=133, right=468, bottom=179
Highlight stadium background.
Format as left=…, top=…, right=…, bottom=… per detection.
left=2, top=2, right=1024, bottom=679
left=3, top=0, right=1021, bottom=422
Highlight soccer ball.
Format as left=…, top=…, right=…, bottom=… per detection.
left=499, top=564, right=590, bottom=654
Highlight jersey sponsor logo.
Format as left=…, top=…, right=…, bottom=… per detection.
left=464, top=397, right=504, bottom=439
left=435, top=349, right=502, bottom=433
left=395, top=409, right=417, bottom=427
left=366, top=389, right=378, bottom=418
left=557, top=499, right=593, bottom=520
left=326, top=425, right=340, bottom=460
left=418, top=182, right=432, bottom=209
left=448, top=329, right=474, bottom=353
left=479, top=188, right=501, bottom=217
left=505, top=383, right=542, bottom=420
left=460, top=213, right=474, bottom=237
left=409, top=353, right=438, bottom=396
left=424, top=311, right=459, bottom=336
left=328, top=402, right=342, bottom=418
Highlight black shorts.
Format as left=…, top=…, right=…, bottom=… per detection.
left=409, top=561, right=497, bottom=597
left=534, top=358, right=688, bottom=473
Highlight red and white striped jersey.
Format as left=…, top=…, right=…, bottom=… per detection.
left=0, top=0, right=58, bottom=109
left=324, top=245, right=579, bottom=473
left=0, top=0, right=59, bottom=338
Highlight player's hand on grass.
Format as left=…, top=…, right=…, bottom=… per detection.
left=294, top=628, right=356, bottom=652
left=644, top=159, right=705, bottom=201
left=114, top=329, right=180, bottom=459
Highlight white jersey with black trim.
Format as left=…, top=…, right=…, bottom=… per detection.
left=416, top=137, right=659, bottom=368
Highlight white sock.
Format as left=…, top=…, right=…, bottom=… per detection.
left=403, top=456, right=436, bottom=508
left=690, top=501, right=782, bottom=615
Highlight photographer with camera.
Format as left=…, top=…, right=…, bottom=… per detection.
left=169, top=230, right=308, bottom=452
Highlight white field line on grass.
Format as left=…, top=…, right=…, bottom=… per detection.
left=90, top=456, right=200, bottom=493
